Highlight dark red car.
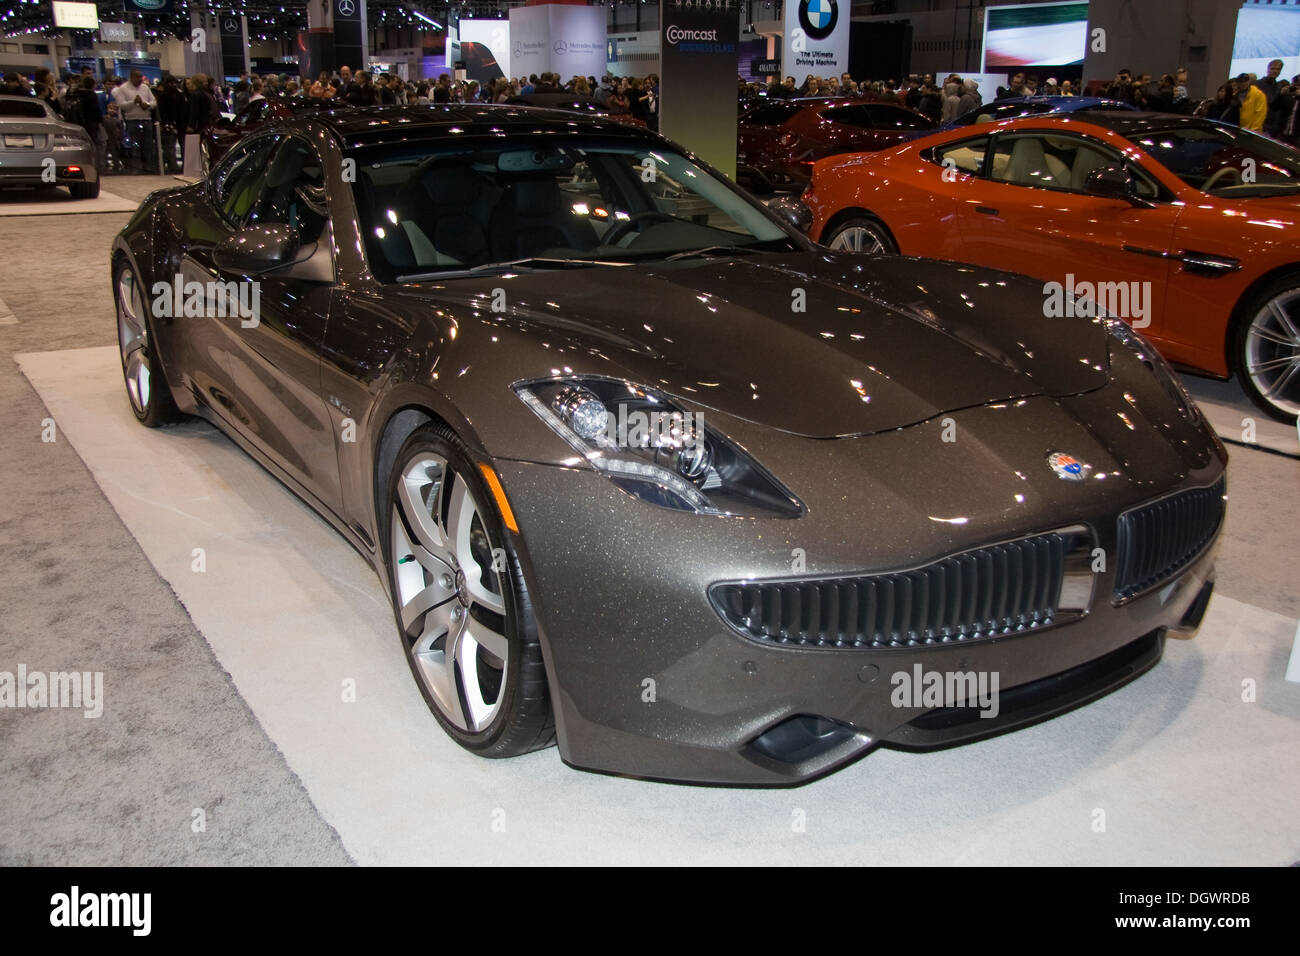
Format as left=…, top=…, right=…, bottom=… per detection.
left=201, top=96, right=331, bottom=173
left=737, top=97, right=934, bottom=192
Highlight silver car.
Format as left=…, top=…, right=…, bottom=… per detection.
left=0, top=94, right=99, bottom=198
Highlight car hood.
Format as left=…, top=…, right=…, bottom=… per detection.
left=413, top=252, right=1111, bottom=438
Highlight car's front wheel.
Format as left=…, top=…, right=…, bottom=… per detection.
left=384, top=424, right=554, bottom=756
left=1233, top=275, right=1300, bottom=423
left=114, top=262, right=180, bottom=427
left=825, top=216, right=898, bottom=255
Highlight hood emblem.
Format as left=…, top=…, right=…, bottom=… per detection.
left=1047, top=451, right=1091, bottom=481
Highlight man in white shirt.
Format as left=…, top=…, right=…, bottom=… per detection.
left=112, top=70, right=157, bottom=172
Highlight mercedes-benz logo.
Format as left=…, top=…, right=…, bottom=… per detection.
left=223, top=17, right=238, bottom=32
left=337, top=0, right=355, bottom=16
left=454, top=569, right=469, bottom=608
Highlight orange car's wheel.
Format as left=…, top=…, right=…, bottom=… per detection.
left=825, top=217, right=898, bottom=255
left=1233, top=274, right=1300, bottom=424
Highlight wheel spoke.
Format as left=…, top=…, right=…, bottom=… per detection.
left=411, top=602, right=469, bottom=730
left=1248, top=324, right=1297, bottom=348
left=1268, top=298, right=1300, bottom=345
left=398, top=461, right=449, bottom=557
left=443, top=478, right=474, bottom=565
left=399, top=579, right=453, bottom=635
left=465, top=616, right=509, bottom=663
left=1248, top=354, right=1300, bottom=374
left=1264, top=359, right=1300, bottom=398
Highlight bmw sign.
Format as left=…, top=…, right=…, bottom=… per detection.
left=798, top=0, right=838, bottom=42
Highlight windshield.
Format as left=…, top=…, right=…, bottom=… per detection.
left=347, top=136, right=794, bottom=281
left=1127, top=124, right=1300, bottom=196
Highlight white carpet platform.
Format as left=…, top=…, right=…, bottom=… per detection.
left=16, top=346, right=1300, bottom=865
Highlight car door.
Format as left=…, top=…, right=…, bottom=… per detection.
left=180, top=132, right=342, bottom=511
left=952, top=130, right=1180, bottom=337
left=224, top=133, right=342, bottom=510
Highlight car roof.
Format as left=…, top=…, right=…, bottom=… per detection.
left=1067, top=110, right=1230, bottom=136
left=296, top=103, right=654, bottom=146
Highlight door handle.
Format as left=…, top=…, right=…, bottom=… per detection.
left=975, top=205, right=999, bottom=216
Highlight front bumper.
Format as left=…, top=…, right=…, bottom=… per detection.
left=494, top=393, right=1226, bottom=785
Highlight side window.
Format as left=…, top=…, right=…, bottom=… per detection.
left=819, top=105, right=874, bottom=130
left=214, top=135, right=280, bottom=225
left=245, top=136, right=328, bottom=244
left=988, top=133, right=1123, bottom=192
left=865, top=105, right=932, bottom=130
left=933, top=136, right=989, bottom=175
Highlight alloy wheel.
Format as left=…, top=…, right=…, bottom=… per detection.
left=390, top=453, right=510, bottom=732
left=116, top=269, right=151, bottom=414
left=1243, top=288, right=1300, bottom=420
left=829, top=225, right=887, bottom=255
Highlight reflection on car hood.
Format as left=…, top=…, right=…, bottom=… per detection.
left=421, top=252, right=1111, bottom=438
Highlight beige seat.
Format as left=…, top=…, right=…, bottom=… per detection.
left=1000, top=137, right=1069, bottom=188
left=1069, top=146, right=1114, bottom=190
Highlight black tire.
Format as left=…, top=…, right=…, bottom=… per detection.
left=1231, top=273, right=1300, bottom=423
left=823, top=215, right=899, bottom=255
left=383, top=423, right=554, bottom=757
left=70, top=179, right=100, bottom=199
left=113, top=260, right=182, bottom=427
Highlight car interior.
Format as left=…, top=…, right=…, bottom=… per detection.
left=350, top=142, right=768, bottom=280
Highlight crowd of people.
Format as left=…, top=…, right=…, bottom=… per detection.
left=745, top=60, right=1300, bottom=147
left=0, top=65, right=661, bottom=175
left=5, top=55, right=1297, bottom=179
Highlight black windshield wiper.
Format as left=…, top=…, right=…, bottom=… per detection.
left=397, top=257, right=632, bottom=282
left=664, top=245, right=764, bottom=261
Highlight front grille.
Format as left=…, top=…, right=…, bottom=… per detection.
left=1113, top=476, right=1226, bottom=601
left=711, top=531, right=1088, bottom=650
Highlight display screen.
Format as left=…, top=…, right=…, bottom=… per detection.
left=52, top=1, right=100, bottom=29
left=1229, top=1, right=1300, bottom=80
left=982, top=0, right=1089, bottom=70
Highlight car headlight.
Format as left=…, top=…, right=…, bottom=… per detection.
left=514, top=377, right=803, bottom=517
left=1100, top=316, right=1199, bottom=421
left=53, top=133, right=89, bottom=149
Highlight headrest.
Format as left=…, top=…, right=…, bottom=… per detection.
left=510, top=179, right=562, bottom=216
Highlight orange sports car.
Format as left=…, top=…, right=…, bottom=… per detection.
left=800, top=111, right=1300, bottom=421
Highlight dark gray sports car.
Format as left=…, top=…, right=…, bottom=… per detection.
left=111, top=105, right=1227, bottom=785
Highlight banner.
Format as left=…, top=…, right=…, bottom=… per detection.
left=507, top=4, right=605, bottom=80
left=783, top=0, right=849, bottom=80
left=334, top=0, right=367, bottom=73
left=547, top=5, right=606, bottom=81
left=219, top=14, right=248, bottom=80
left=659, top=1, right=739, bottom=178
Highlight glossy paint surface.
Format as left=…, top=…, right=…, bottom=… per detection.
left=112, top=105, right=1227, bottom=783
left=803, top=112, right=1300, bottom=377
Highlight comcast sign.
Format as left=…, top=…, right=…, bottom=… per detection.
left=665, top=25, right=718, bottom=44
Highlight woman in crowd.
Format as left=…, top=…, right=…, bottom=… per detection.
left=1203, top=82, right=1240, bottom=123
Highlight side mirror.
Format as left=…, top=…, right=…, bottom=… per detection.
left=213, top=224, right=301, bottom=276
left=1083, top=165, right=1151, bottom=207
left=768, top=195, right=813, bottom=234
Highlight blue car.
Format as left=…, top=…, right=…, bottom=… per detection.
left=946, top=95, right=1137, bottom=129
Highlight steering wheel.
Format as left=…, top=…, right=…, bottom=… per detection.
left=1201, top=166, right=1243, bottom=193
left=603, top=210, right=680, bottom=246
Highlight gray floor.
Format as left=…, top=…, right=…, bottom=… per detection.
left=0, top=177, right=352, bottom=865
left=1, top=176, right=1297, bottom=865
